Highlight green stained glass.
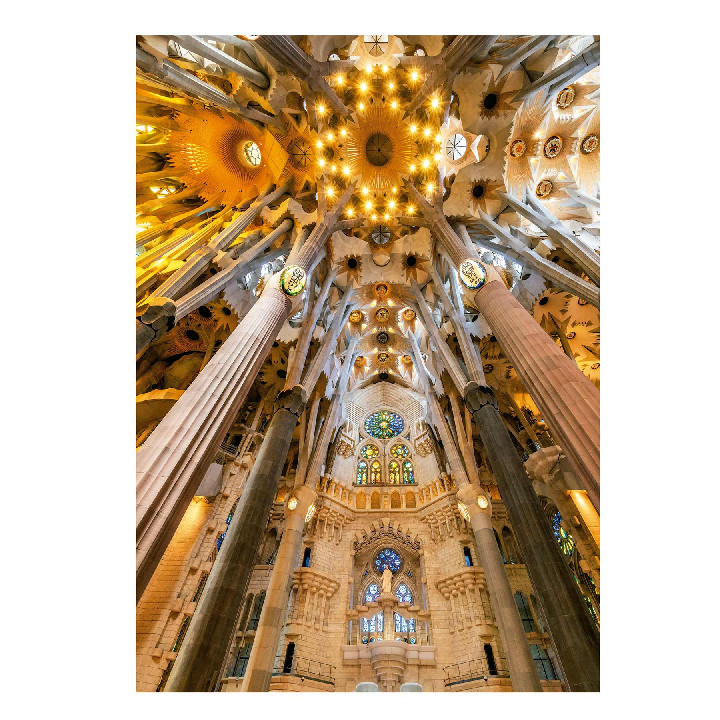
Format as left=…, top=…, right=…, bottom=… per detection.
left=360, top=444, right=379, bottom=458
left=365, top=410, right=404, bottom=439
left=402, top=460, right=414, bottom=483
left=390, top=444, right=409, bottom=458
left=357, top=460, right=368, bottom=484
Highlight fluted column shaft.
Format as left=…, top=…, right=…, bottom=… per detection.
left=465, top=386, right=600, bottom=692
left=474, top=280, right=599, bottom=509
left=164, top=386, right=307, bottom=692
left=136, top=287, right=291, bottom=599
left=241, top=485, right=316, bottom=691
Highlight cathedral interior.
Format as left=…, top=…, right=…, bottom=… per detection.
left=135, top=34, right=601, bottom=693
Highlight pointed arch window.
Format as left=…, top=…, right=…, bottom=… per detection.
left=370, top=459, right=382, bottom=484
left=389, top=460, right=401, bottom=484
left=357, top=460, right=368, bottom=484
left=402, top=460, right=414, bottom=483
left=364, top=583, right=381, bottom=603
left=395, top=583, right=413, bottom=603
left=514, top=591, right=536, bottom=632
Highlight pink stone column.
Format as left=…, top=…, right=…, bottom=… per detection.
left=136, top=286, right=291, bottom=599
left=474, top=280, right=599, bottom=509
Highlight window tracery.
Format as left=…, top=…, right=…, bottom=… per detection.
left=356, top=460, right=368, bottom=484
left=402, top=460, right=414, bottom=483
left=364, top=410, right=404, bottom=439
left=395, top=583, right=412, bottom=603
left=388, top=460, right=400, bottom=484
left=370, top=459, right=382, bottom=484
left=374, top=548, right=401, bottom=573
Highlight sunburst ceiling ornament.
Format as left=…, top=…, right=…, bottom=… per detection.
left=504, top=93, right=549, bottom=196
left=437, top=116, right=489, bottom=178
left=348, top=35, right=405, bottom=70
left=536, top=111, right=588, bottom=178
left=575, top=108, right=600, bottom=194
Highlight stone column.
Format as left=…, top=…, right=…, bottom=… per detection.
left=457, top=485, right=541, bottom=692
left=136, top=285, right=292, bottom=598
left=465, top=384, right=600, bottom=692
left=241, top=485, right=316, bottom=692
left=473, top=280, right=599, bottom=510
left=164, top=385, right=307, bottom=692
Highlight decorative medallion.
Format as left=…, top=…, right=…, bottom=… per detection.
left=241, top=140, right=262, bottom=167
left=349, top=310, right=364, bottom=324
left=477, top=495, right=489, bottom=509
left=355, top=356, right=367, bottom=367
left=591, top=362, right=600, bottom=370
left=509, top=139, right=526, bottom=157
left=377, top=331, right=389, bottom=344
left=544, top=135, right=563, bottom=159
left=403, top=308, right=416, bottom=322
left=402, top=355, right=413, bottom=366
left=370, top=225, right=391, bottom=245
left=458, top=259, right=487, bottom=290
left=373, top=282, right=389, bottom=299
left=445, top=133, right=467, bottom=161
left=365, top=410, right=404, bottom=440
left=378, top=352, right=390, bottom=364
left=556, top=86, right=576, bottom=109
left=483, top=363, right=493, bottom=373
left=535, top=179, right=555, bottom=198
left=375, top=307, right=390, bottom=323
left=365, top=132, right=394, bottom=167
left=287, top=496, right=298, bottom=510
left=567, top=331, right=576, bottom=339
left=457, top=502, right=470, bottom=522
left=390, top=443, right=410, bottom=458
left=288, top=137, right=313, bottom=168
left=581, top=134, right=599, bottom=154
left=578, top=298, right=588, bottom=306
left=279, top=265, right=306, bottom=296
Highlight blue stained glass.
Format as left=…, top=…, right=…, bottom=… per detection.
left=402, top=460, right=414, bottom=484
left=364, top=410, right=404, bottom=439
left=216, top=532, right=226, bottom=552
left=551, top=510, right=574, bottom=555
left=395, top=583, right=413, bottom=603
left=364, top=583, right=380, bottom=602
left=409, top=637, right=416, bottom=644
left=356, top=460, right=368, bottom=485
left=374, top=548, right=401, bottom=573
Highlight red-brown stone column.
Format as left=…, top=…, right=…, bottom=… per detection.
left=474, top=280, right=599, bottom=509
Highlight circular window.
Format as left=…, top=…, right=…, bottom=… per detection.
left=355, top=356, right=366, bottom=367
left=375, top=548, right=401, bottom=573
left=581, top=134, right=599, bottom=154
left=538, top=297, right=549, bottom=305
left=509, top=139, right=526, bottom=157
left=483, top=363, right=494, bottom=373
left=556, top=86, right=576, bottom=109
left=371, top=226, right=391, bottom=245
left=405, top=255, right=417, bottom=267
left=402, top=355, right=413, bottom=365
left=242, top=140, right=262, bottom=167
left=366, top=133, right=393, bottom=166
left=483, top=93, right=498, bottom=110
left=591, top=362, right=600, bottom=370
left=567, top=331, right=576, bottom=339
left=360, top=444, right=379, bottom=459
left=536, top=179, right=554, bottom=198
left=544, top=136, right=563, bottom=159
left=365, top=410, right=403, bottom=438
left=445, top=133, right=467, bottom=161
left=472, top=184, right=485, bottom=198
left=347, top=257, right=358, bottom=269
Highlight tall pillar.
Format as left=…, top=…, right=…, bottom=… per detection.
left=241, top=485, right=316, bottom=691
left=474, top=280, right=599, bottom=510
left=457, top=489, right=541, bottom=692
left=164, top=385, right=307, bottom=692
left=465, top=384, right=600, bottom=692
left=136, top=285, right=293, bottom=599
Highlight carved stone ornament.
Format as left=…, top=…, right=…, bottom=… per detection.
left=349, top=310, right=364, bottom=324
left=279, top=265, right=306, bottom=296
left=378, top=352, right=390, bottom=364
left=463, top=384, right=498, bottom=413
left=581, top=134, right=599, bottom=154
left=543, top=135, right=563, bottom=159
left=375, top=307, right=390, bottom=322
left=403, top=308, right=416, bottom=322
left=377, top=331, right=389, bottom=344
left=509, top=139, right=526, bottom=158
left=458, top=258, right=487, bottom=290
left=556, top=86, right=576, bottom=109
left=374, top=282, right=389, bottom=299
left=535, top=179, right=554, bottom=198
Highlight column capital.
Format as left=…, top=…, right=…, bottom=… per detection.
left=524, top=446, right=562, bottom=483
left=456, top=484, right=492, bottom=519
left=462, top=383, right=498, bottom=413
left=136, top=296, right=176, bottom=353
left=273, top=385, right=308, bottom=416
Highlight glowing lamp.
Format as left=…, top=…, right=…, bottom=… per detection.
left=478, top=495, right=489, bottom=509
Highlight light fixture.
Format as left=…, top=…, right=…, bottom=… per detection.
left=358, top=102, right=365, bottom=110
left=388, top=81, right=395, bottom=90
left=331, top=164, right=337, bottom=172
left=326, top=186, right=335, bottom=197
left=426, top=183, right=434, bottom=193
left=431, top=97, right=439, bottom=109
left=435, top=134, right=442, bottom=143
left=411, top=70, right=419, bottom=81
left=340, top=128, right=347, bottom=137
left=365, top=64, right=372, bottom=73
left=424, top=127, right=431, bottom=137
left=409, top=163, right=416, bottom=172
left=347, top=207, right=354, bottom=217
left=327, top=132, right=334, bottom=141
left=360, top=81, right=368, bottom=91
left=422, top=158, right=430, bottom=168
left=365, top=200, right=372, bottom=210
left=384, top=213, right=389, bottom=220
left=287, top=496, right=298, bottom=510
left=382, top=65, right=388, bottom=73
left=317, top=104, right=326, bottom=115
left=316, top=140, right=323, bottom=148
left=407, top=206, right=414, bottom=214
left=371, top=214, right=377, bottom=221
left=391, top=100, right=397, bottom=109
left=391, top=187, right=397, bottom=194
left=477, top=495, right=489, bottom=509
left=388, top=200, right=396, bottom=209
left=318, top=158, right=325, bottom=167
left=336, top=75, right=344, bottom=85
left=343, top=165, right=350, bottom=175
left=433, top=153, right=440, bottom=161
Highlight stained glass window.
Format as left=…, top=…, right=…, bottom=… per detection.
left=216, top=532, right=226, bottom=552
left=394, top=613, right=416, bottom=632
left=395, top=583, right=413, bottom=603
left=390, top=444, right=410, bottom=458
left=374, top=548, right=401, bottom=573
left=388, top=460, right=400, bottom=484
left=402, top=460, right=415, bottom=484
left=360, top=444, right=379, bottom=459
left=364, top=410, right=404, bottom=439
left=364, top=583, right=381, bottom=603
left=356, top=460, right=368, bottom=484
left=551, top=510, right=575, bottom=556
left=370, top=459, right=382, bottom=484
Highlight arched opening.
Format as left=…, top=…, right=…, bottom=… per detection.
left=302, top=547, right=311, bottom=567
left=531, top=644, right=558, bottom=680
left=248, top=591, right=266, bottom=631
left=356, top=460, right=368, bottom=484
left=282, top=642, right=296, bottom=673
left=370, top=491, right=381, bottom=509
left=484, top=643, right=498, bottom=675
left=238, top=594, right=254, bottom=632
left=370, top=459, right=382, bottom=484
left=390, top=491, right=401, bottom=508
left=405, top=491, right=416, bottom=508
left=514, top=591, right=536, bottom=632
left=389, top=460, right=401, bottom=484
left=229, top=641, right=253, bottom=677
left=463, top=546, right=473, bottom=567
left=402, top=460, right=414, bottom=483
left=356, top=491, right=367, bottom=509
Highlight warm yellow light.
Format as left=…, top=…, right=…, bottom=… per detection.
left=391, top=187, right=397, bottom=194
left=365, top=64, right=372, bottom=73
left=318, top=158, right=325, bottom=167
left=431, top=97, right=439, bottom=109
left=336, top=75, right=344, bottom=85
left=327, top=132, right=334, bottom=141
left=316, top=140, right=323, bottom=148
left=360, top=81, right=368, bottom=91
left=388, top=200, right=396, bottom=209
left=426, top=183, right=434, bottom=193
left=423, top=127, right=431, bottom=137
left=411, top=70, right=419, bottom=81
left=317, top=104, right=326, bottom=115
left=422, top=158, right=430, bottom=168
left=407, top=206, right=414, bottom=214
left=391, top=100, right=397, bottom=109
left=365, top=201, right=372, bottom=210
left=388, top=81, right=395, bottom=90
left=433, top=153, right=440, bottom=161
left=347, top=207, right=354, bottom=217
left=371, top=215, right=378, bottom=221
left=410, top=124, right=417, bottom=134
left=534, top=131, right=543, bottom=139
left=340, top=128, right=347, bottom=137
left=331, top=164, right=337, bottom=172
left=409, top=164, right=416, bottom=172
left=343, top=165, right=350, bottom=175
left=382, top=65, right=388, bottom=73
left=384, top=213, right=390, bottom=220
left=435, top=134, right=442, bottom=143
left=361, top=186, right=369, bottom=196
left=326, top=186, right=335, bottom=197
left=358, top=102, right=365, bottom=110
